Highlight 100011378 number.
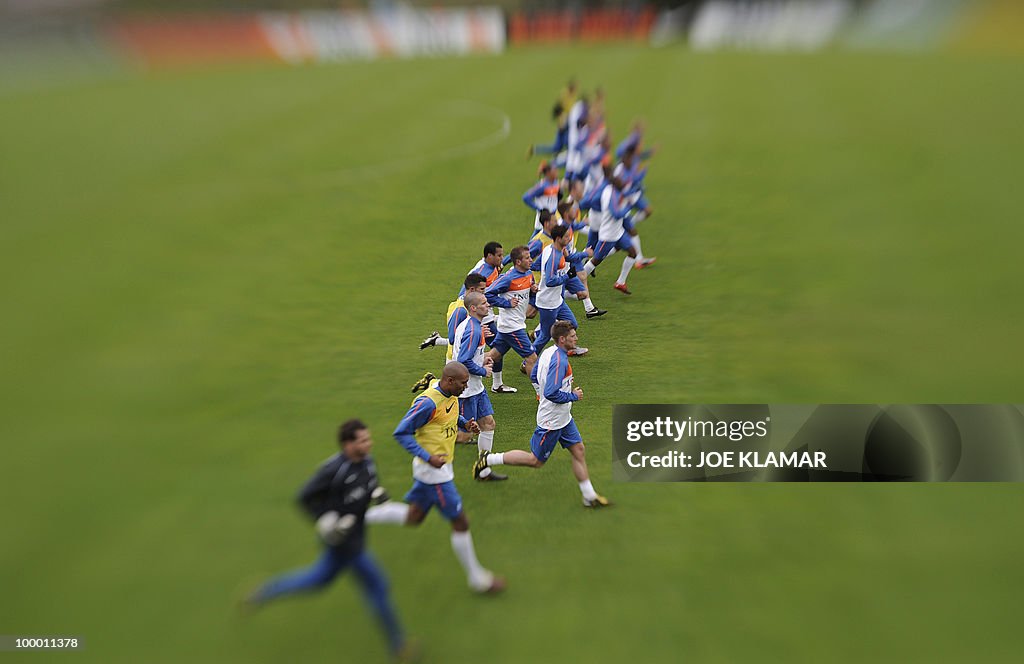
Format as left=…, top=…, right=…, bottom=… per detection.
left=3, top=637, right=82, bottom=650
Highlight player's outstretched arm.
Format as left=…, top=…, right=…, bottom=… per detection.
left=522, top=182, right=544, bottom=210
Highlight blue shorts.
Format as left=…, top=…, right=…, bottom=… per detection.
left=530, top=420, right=583, bottom=463
left=404, top=480, right=464, bottom=521
left=555, top=126, right=568, bottom=152
left=459, top=390, right=494, bottom=421
left=586, top=227, right=600, bottom=251
left=566, top=276, right=586, bottom=295
left=594, top=234, right=633, bottom=260
left=492, top=329, right=535, bottom=359
left=533, top=302, right=578, bottom=354
left=485, top=320, right=498, bottom=346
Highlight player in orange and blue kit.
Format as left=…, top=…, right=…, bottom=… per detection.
left=522, top=161, right=562, bottom=232
left=527, top=212, right=586, bottom=330
left=457, top=242, right=504, bottom=298
left=485, top=245, right=539, bottom=380
left=452, top=292, right=507, bottom=481
left=557, top=199, right=606, bottom=318
left=616, top=120, right=656, bottom=161
left=457, top=242, right=506, bottom=390
left=473, top=321, right=610, bottom=508
left=533, top=225, right=591, bottom=354
left=613, top=147, right=656, bottom=268
left=529, top=204, right=604, bottom=321
left=420, top=273, right=487, bottom=357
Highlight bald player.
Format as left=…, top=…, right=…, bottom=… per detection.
left=366, top=362, right=505, bottom=594
left=452, top=291, right=506, bottom=481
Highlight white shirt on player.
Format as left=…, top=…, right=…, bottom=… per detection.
left=536, top=244, right=568, bottom=310
left=535, top=345, right=575, bottom=430
left=597, top=184, right=626, bottom=243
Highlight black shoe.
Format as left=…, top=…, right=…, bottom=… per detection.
left=472, top=451, right=488, bottom=480
left=410, top=372, right=436, bottom=393
left=585, top=308, right=608, bottom=319
left=419, top=331, right=440, bottom=350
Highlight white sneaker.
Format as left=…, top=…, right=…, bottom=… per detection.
left=567, top=346, right=589, bottom=356
left=491, top=385, right=518, bottom=393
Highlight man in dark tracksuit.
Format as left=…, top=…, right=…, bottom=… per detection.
left=246, top=419, right=409, bottom=659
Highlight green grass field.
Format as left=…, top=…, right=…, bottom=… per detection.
left=2, top=44, right=1023, bottom=662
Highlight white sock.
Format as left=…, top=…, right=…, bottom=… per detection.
left=583, top=297, right=595, bottom=312
left=478, top=430, right=494, bottom=454
left=617, top=256, right=636, bottom=285
left=631, top=236, right=644, bottom=261
left=486, top=452, right=505, bottom=466
left=450, top=531, right=492, bottom=591
left=492, top=371, right=503, bottom=388
left=477, top=430, right=495, bottom=477
left=436, top=338, right=449, bottom=347
left=578, top=480, right=597, bottom=501
left=583, top=260, right=596, bottom=275
left=365, top=502, right=409, bottom=525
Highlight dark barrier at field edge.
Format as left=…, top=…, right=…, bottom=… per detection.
left=612, top=405, right=1024, bottom=482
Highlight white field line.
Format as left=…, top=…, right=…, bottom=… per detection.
left=300, top=100, right=511, bottom=187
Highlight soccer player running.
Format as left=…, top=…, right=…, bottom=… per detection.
left=243, top=420, right=415, bottom=661
left=532, top=224, right=590, bottom=355
left=613, top=146, right=656, bottom=269
left=565, top=94, right=589, bottom=182
left=473, top=321, right=611, bottom=508
left=460, top=242, right=510, bottom=393
left=527, top=77, right=577, bottom=164
left=522, top=161, right=562, bottom=232
left=485, top=245, right=539, bottom=384
left=457, top=241, right=505, bottom=299
left=419, top=273, right=487, bottom=357
left=616, top=119, right=657, bottom=161
left=452, top=291, right=507, bottom=481
left=528, top=206, right=605, bottom=323
left=557, top=199, right=607, bottom=319
left=366, top=362, right=506, bottom=594
left=582, top=173, right=639, bottom=295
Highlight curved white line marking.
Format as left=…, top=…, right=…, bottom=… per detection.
left=303, top=100, right=511, bottom=186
